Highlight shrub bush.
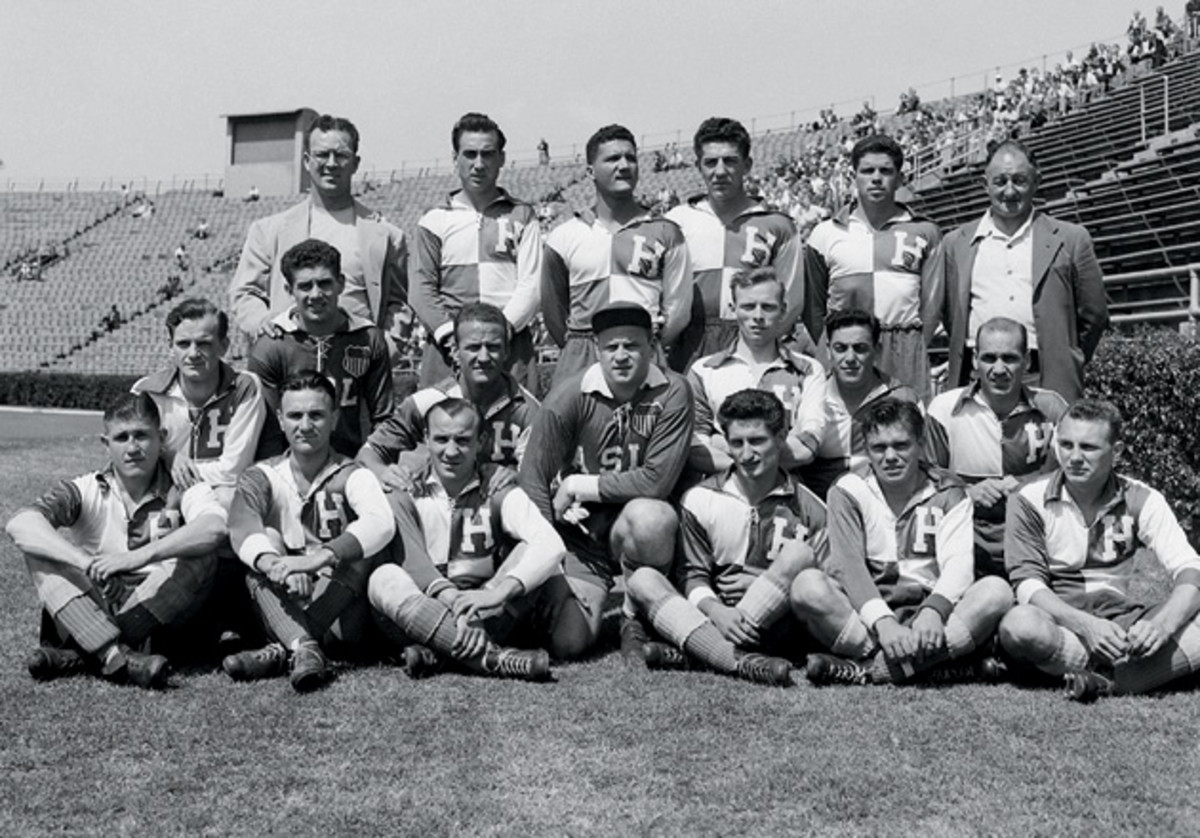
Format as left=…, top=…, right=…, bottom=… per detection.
left=0, top=372, right=139, bottom=411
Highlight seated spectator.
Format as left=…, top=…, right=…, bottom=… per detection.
left=244, top=185, right=261, bottom=203
left=538, top=137, right=550, bottom=165
left=102, top=305, right=124, bottom=333
left=174, top=243, right=190, bottom=272
left=194, top=218, right=210, bottom=240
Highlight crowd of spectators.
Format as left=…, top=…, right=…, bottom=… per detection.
left=8, top=242, right=66, bottom=282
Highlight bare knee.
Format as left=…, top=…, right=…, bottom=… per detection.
left=998, top=604, right=1057, bottom=659
left=969, top=575, right=1015, bottom=617
left=626, top=566, right=671, bottom=607
left=770, top=541, right=817, bottom=582
left=613, top=499, right=677, bottom=572
left=790, top=568, right=837, bottom=614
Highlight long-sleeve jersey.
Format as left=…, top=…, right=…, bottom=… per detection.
left=541, top=208, right=691, bottom=345
left=229, top=452, right=394, bottom=568
left=680, top=470, right=828, bottom=607
left=825, top=467, right=974, bottom=628
left=666, top=197, right=802, bottom=323
left=518, top=364, right=693, bottom=519
left=1006, top=471, right=1200, bottom=619
left=411, top=189, right=543, bottom=342
left=815, top=370, right=922, bottom=463
left=392, top=462, right=564, bottom=597
left=248, top=308, right=394, bottom=459
left=132, top=362, right=267, bottom=492
left=688, top=341, right=827, bottom=456
left=364, top=372, right=539, bottom=469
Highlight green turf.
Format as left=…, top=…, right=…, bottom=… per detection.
left=2, top=438, right=1199, bottom=837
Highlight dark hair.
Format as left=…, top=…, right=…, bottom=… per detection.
left=586, top=124, right=637, bottom=164
left=985, top=138, right=1039, bottom=171
left=826, top=308, right=881, bottom=344
left=730, top=266, right=785, bottom=305
left=305, top=114, right=360, bottom=154
left=975, top=317, right=1029, bottom=355
left=1061, top=398, right=1123, bottom=443
left=279, top=370, right=337, bottom=409
left=281, top=239, right=341, bottom=286
left=718, top=388, right=787, bottom=437
left=426, top=397, right=481, bottom=434
left=452, top=112, right=506, bottom=152
left=693, top=117, right=751, bottom=159
left=454, top=302, right=511, bottom=350
left=165, top=297, right=228, bottom=341
left=859, top=398, right=925, bottom=443
left=851, top=134, right=904, bottom=171
left=104, top=392, right=160, bottom=428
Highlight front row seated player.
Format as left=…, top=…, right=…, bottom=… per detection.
left=793, top=398, right=1014, bottom=686
left=627, top=389, right=827, bottom=685
left=5, top=393, right=226, bottom=688
left=519, top=301, right=694, bottom=661
left=223, top=371, right=396, bottom=693
left=368, top=399, right=568, bottom=682
left=999, top=399, right=1200, bottom=702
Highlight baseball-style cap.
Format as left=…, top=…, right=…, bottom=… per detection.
left=591, top=302, right=653, bottom=335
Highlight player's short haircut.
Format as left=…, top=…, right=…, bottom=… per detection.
left=452, top=112, right=507, bottom=152
left=279, top=369, right=338, bottom=409
left=1060, top=398, right=1123, bottom=443
left=851, top=134, right=904, bottom=171
left=826, top=308, right=881, bottom=344
left=985, top=138, right=1039, bottom=171
left=281, top=239, right=341, bottom=287
left=859, top=397, right=925, bottom=443
left=426, top=397, right=481, bottom=434
left=730, top=266, right=785, bottom=304
left=103, top=391, right=161, bottom=428
left=585, top=124, right=636, bottom=164
left=975, top=317, right=1028, bottom=354
left=305, top=114, right=360, bottom=154
left=693, top=117, right=751, bottom=159
left=455, top=301, right=511, bottom=350
left=165, top=297, right=229, bottom=341
left=717, top=388, right=787, bottom=437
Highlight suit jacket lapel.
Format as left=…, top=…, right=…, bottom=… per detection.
left=956, top=218, right=982, bottom=323
left=1032, top=213, right=1062, bottom=296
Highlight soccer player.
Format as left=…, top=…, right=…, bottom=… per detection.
left=804, top=134, right=943, bottom=396
left=410, top=113, right=543, bottom=388
left=368, top=399, right=569, bottom=681
left=358, top=302, right=538, bottom=487
left=998, top=399, right=1200, bottom=701
left=687, top=266, right=826, bottom=477
left=926, top=317, right=1067, bottom=578
left=223, top=372, right=396, bottom=692
left=519, top=302, right=693, bottom=660
left=248, top=238, right=394, bottom=460
left=666, top=116, right=803, bottom=368
left=6, top=393, right=226, bottom=688
left=132, top=297, right=267, bottom=506
left=801, top=309, right=922, bottom=498
left=794, top=398, right=1013, bottom=686
left=542, top=124, right=692, bottom=387
left=627, top=390, right=827, bottom=685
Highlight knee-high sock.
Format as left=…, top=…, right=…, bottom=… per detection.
left=638, top=579, right=738, bottom=673
left=115, top=603, right=160, bottom=647
left=1025, top=626, right=1090, bottom=676
left=247, top=577, right=311, bottom=649
left=392, top=594, right=461, bottom=657
left=830, top=614, right=874, bottom=659
left=868, top=612, right=1000, bottom=684
left=1115, top=619, right=1200, bottom=695
left=736, top=570, right=791, bottom=631
left=55, top=596, right=120, bottom=655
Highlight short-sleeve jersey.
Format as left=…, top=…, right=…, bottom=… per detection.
left=248, top=309, right=394, bottom=459
left=1006, top=471, right=1200, bottom=620
left=666, top=197, right=801, bottom=322
left=680, top=470, right=828, bottom=607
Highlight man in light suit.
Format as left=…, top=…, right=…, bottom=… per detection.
left=940, top=139, right=1108, bottom=404
left=229, top=114, right=408, bottom=348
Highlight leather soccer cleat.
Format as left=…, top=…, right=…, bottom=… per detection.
left=805, top=653, right=869, bottom=686
left=977, top=655, right=1010, bottom=684
left=289, top=640, right=331, bottom=693
left=222, top=642, right=288, bottom=682
left=26, top=646, right=86, bottom=682
left=642, top=641, right=689, bottom=671
left=481, top=647, right=552, bottom=682
left=121, top=651, right=170, bottom=690
left=735, top=652, right=793, bottom=686
left=619, top=616, right=651, bottom=665
left=402, top=645, right=445, bottom=680
left=1064, top=670, right=1115, bottom=703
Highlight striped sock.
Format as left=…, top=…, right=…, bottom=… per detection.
left=1115, top=619, right=1200, bottom=695
left=1036, top=626, right=1090, bottom=676
left=247, top=577, right=311, bottom=648
left=55, top=596, right=120, bottom=654
left=682, top=623, right=739, bottom=673
left=394, top=595, right=461, bottom=659
left=736, top=572, right=790, bottom=631
left=944, top=614, right=976, bottom=659
left=830, top=615, right=874, bottom=659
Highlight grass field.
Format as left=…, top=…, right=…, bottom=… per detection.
left=2, top=436, right=1200, bottom=837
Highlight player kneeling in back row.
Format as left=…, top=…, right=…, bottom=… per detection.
left=627, top=389, right=827, bottom=685
left=224, top=371, right=396, bottom=692
left=5, top=393, right=225, bottom=688
left=794, top=398, right=1013, bottom=685
left=999, top=399, right=1200, bottom=701
left=369, top=399, right=567, bottom=681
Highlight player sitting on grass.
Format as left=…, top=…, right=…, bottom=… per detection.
left=998, top=399, right=1200, bottom=702
left=519, top=301, right=694, bottom=662
left=358, top=302, right=539, bottom=490
left=223, top=371, right=396, bottom=692
left=368, top=399, right=568, bottom=681
left=627, top=389, right=827, bottom=686
left=687, top=267, right=826, bottom=478
left=5, top=393, right=226, bottom=689
left=794, top=398, right=1013, bottom=686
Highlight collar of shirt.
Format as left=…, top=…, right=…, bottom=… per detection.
left=719, top=469, right=797, bottom=504
left=95, top=463, right=174, bottom=509
left=138, top=362, right=239, bottom=405
left=574, top=205, right=653, bottom=231
left=444, top=372, right=524, bottom=421
left=279, top=453, right=355, bottom=500
left=952, top=379, right=1036, bottom=417
left=420, top=463, right=482, bottom=501
left=833, top=201, right=918, bottom=229
left=862, top=466, right=943, bottom=519
left=682, top=194, right=775, bottom=223
left=445, top=187, right=521, bottom=213
left=702, top=338, right=797, bottom=371
left=273, top=307, right=374, bottom=334
left=1043, top=470, right=1126, bottom=517
left=579, top=363, right=668, bottom=397
left=974, top=210, right=1037, bottom=245
left=826, top=367, right=905, bottom=404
